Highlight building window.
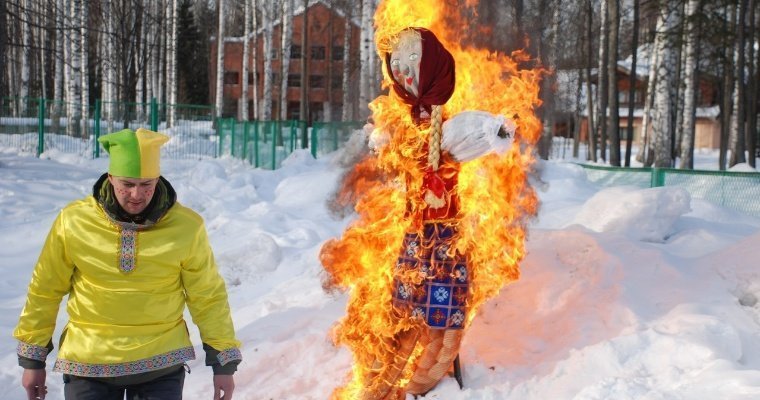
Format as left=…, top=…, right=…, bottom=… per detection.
left=224, top=72, right=239, bottom=85
left=247, top=73, right=254, bottom=84
left=290, top=45, right=302, bottom=59
left=332, top=46, right=344, bottom=61
left=288, top=101, right=301, bottom=120
left=272, top=48, right=279, bottom=59
left=331, top=75, right=342, bottom=89
left=288, top=74, right=301, bottom=87
left=310, top=75, right=324, bottom=88
left=311, top=46, right=326, bottom=60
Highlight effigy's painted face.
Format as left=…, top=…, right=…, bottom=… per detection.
left=390, top=30, right=422, bottom=97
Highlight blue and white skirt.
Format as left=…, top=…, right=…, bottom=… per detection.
left=392, top=222, right=468, bottom=329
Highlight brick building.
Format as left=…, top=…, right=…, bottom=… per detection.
left=210, top=2, right=361, bottom=123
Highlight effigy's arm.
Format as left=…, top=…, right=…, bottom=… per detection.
left=441, top=111, right=517, bottom=162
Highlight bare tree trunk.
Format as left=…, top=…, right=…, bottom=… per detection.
left=167, top=0, right=178, bottom=127
left=679, top=0, right=700, bottom=169
left=262, top=0, right=274, bottom=120
left=66, top=0, right=82, bottom=137
left=252, top=0, right=259, bottom=120
left=215, top=0, right=226, bottom=119
left=324, top=0, right=334, bottom=122
left=299, top=0, right=308, bottom=127
left=240, top=0, right=251, bottom=121
left=747, top=0, right=758, bottom=167
left=652, top=0, right=681, bottom=168
left=720, top=4, right=737, bottom=170
left=51, top=0, right=64, bottom=133
left=38, top=1, right=47, bottom=100
left=279, top=0, right=293, bottom=120
left=625, top=0, right=639, bottom=167
left=597, top=0, right=609, bottom=162
left=80, top=0, right=89, bottom=136
left=639, top=27, right=658, bottom=166
left=729, top=0, right=748, bottom=166
left=20, top=0, right=32, bottom=114
left=341, top=1, right=353, bottom=122
left=358, top=0, right=372, bottom=121
left=607, top=0, right=621, bottom=166
left=0, top=0, right=6, bottom=100
left=585, top=0, right=597, bottom=162
left=574, top=69, right=582, bottom=158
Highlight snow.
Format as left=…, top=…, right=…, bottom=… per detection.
left=1, top=145, right=760, bottom=399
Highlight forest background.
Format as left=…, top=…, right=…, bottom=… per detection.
left=1, top=0, right=759, bottom=170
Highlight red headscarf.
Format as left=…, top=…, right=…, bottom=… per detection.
left=385, top=28, right=455, bottom=124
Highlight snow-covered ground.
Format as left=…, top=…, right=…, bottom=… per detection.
left=1, top=144, right=760, bottom=399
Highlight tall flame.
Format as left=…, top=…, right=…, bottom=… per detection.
left=320, top=1, right=543, bottom=398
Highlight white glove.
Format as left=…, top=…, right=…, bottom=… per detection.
left=441, top=111, right=516, bottom=162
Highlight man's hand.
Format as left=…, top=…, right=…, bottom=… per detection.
left=213, top=374, right=235, bottom=400
left=21, top=368, right=47, bottom=400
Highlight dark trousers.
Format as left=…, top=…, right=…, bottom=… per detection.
left=63, top=367, right=185, bottom=400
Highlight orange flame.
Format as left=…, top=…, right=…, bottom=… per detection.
left=320, top=1, right=543, bottom=398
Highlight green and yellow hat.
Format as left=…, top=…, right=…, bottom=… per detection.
left=98, top=128, right=170, bottom=179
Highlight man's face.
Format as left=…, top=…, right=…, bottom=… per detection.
left=108, top=175, right=159, bottom=215
left=390, top=30, right=422, bottom=97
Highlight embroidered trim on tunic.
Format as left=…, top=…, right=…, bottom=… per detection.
left=17, top=341, right=49, bottom=361
left=118, top=224, right=138, bottom=273
left=53, top=346, right=196, bottom=377
left=216, top=348, right=243, bottom=366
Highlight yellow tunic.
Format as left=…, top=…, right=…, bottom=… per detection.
left=13, top=196, right=241, bottom=376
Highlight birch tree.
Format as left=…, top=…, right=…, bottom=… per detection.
left=358, top=0, right=373, bottom=121
left=729, top=0, right=748, bottom=167
left=747, top=0, right=758, bottom=167
left=279, top=0, right=293, bottom=120
left=215, top=0, right=226, bottom=119
left=624, top=0, right=639, bottom=167
left=607, top=0, right=621, bottom=166
left=324, top=0, right=334, bottom=122
left=80, top=0, right=89, bottom=136
left=585, top=0, right=597, bottom=162
left=596, top=0, right=609, bottom=161
left=252, top=0, right=259, bottom=120
left=20, top=0, right=31, bottom=114
left=168, top=0, right=178, bottom=127
left=0, top=0, right=6, bottom=103
left=341, top=1, right=353, bottom=121
left=651, top=0, right=681, bottom=168
left=719, top=4, right=737, bottom=170
left=679, top=0, right=700, bottom=169
left=66, top=0, right=82, bottom=137
left=261, top=0, right=274, bottom=120
left=51, top=0, right=65, bottom=133
left=240, top=0, right=251, bottom=121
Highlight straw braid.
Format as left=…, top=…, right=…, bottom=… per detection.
left=428, top=105, right=443, bottom=171
left=405, top=329, right=464, bottom=395
left=361, top=328, right=421, bottom=400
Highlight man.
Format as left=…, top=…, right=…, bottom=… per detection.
left=14, top=128, right=241, bottom=400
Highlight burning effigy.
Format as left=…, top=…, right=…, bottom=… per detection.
left=320, top=1, right=543, bottom=399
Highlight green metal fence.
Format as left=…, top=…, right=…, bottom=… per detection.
left=578, top=164, right=760, bottom=217
left=1, top=97, right=365, bottom=170
left=0, top=97, right=216, bottom=159
left=311, top=121, right=365, bottom=157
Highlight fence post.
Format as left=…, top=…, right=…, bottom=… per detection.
left=93, top=100, right=102, bottom=158
left=254, top=121, right=260, bottom=168
left=651, top=168, right=665, bottom=187
left=310, top=122, right=317, bottom=159
left=271, top=121, right=277, bottom=169
left=216, top=117, right=223, bottom=158
left=37, top=98, right=45, bottom=157
left=242, top=121, right=249, bottom=162
left=150, top=97, right=158, bottom=131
